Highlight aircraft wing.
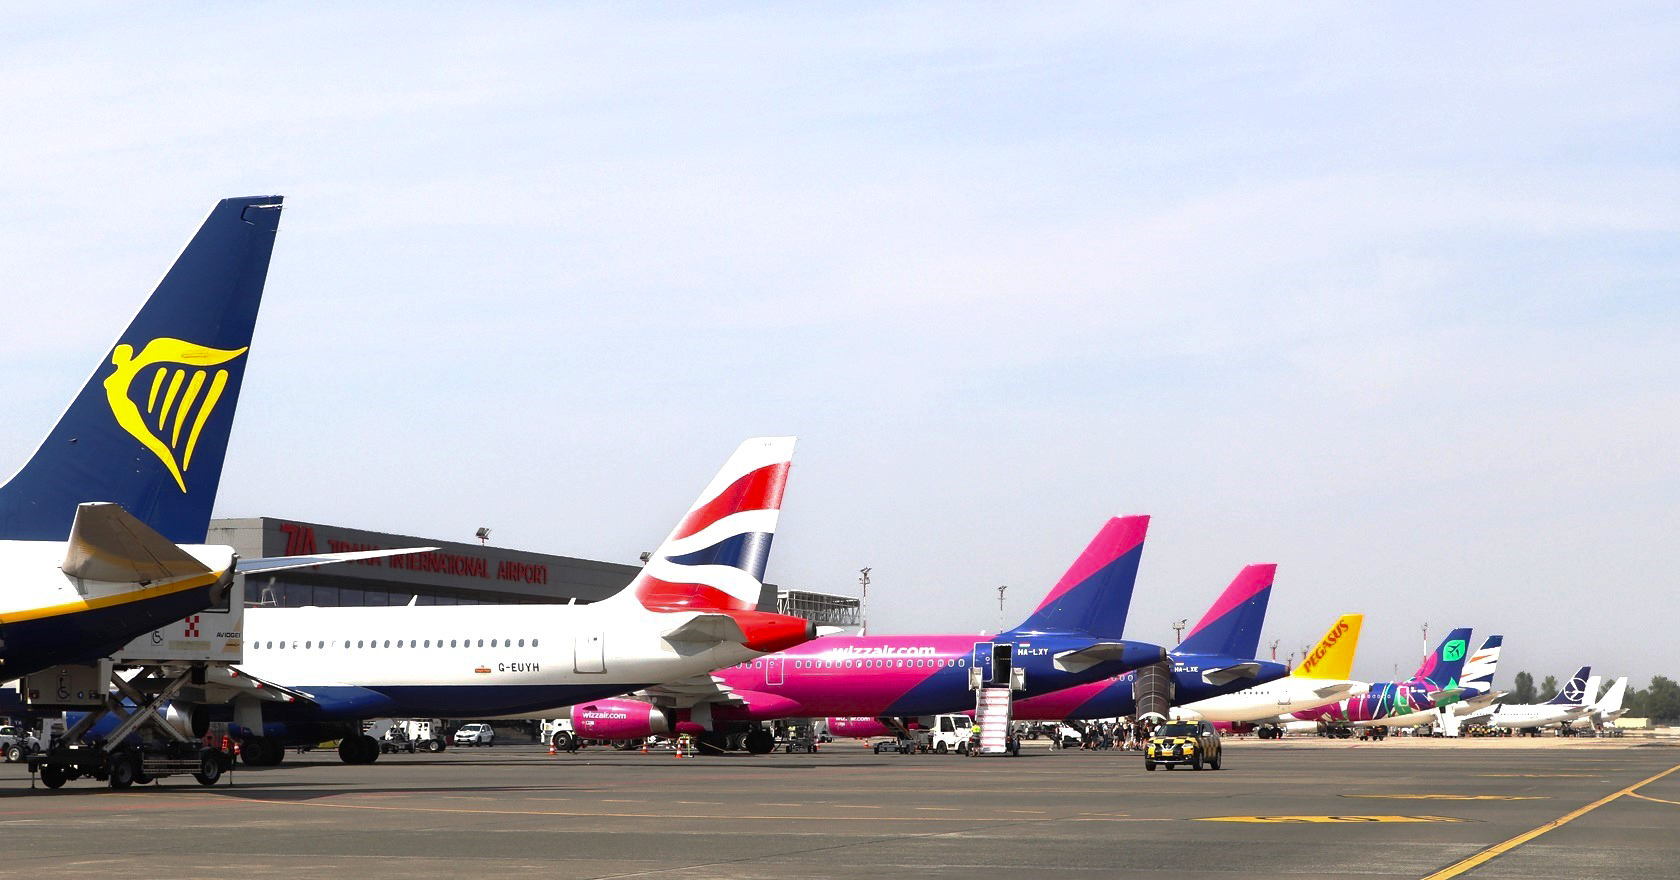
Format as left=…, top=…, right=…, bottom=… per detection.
left=1054, top=642, right=1131, bottom=673
left=1426, top=687, right=1465, bottom=705
left=61, top=502, right=213, bottom=582
left=235, top=547, right=438, bottom=575
left=176, top=665, right=316, bottom=706
left=1201, top=662, right=1264, bottom=686
left=1311, top=683, right=1357, bottom=700
left=639, top=674, right=744, bottom=709
left=661, top=613, right=749, bottom=647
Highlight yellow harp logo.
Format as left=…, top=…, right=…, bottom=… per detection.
left=103, top=338, right=248, bottom=493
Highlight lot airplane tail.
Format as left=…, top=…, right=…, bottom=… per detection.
left=1547, top=666, right=1593, bottom=706
left=1012, top=515, right=1149, bottom=637
left=0, top=196, right=284, bottom=544
left=1291, top=613, right=1363, bottom=680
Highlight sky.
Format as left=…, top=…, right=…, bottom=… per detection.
left=2, top=4, right=1676, bottom=686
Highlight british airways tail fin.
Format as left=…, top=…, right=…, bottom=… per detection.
left=1412, top=627, right=1474, bottom=687
left=1291, top=613, right=1363, bottom=680
left=0, top=196, right=284, bottom=544
left=609, top=437, right=795, bottom=613
left=1460, top=635, right=1502, bottom=697
left=1010, top=515, right=1149, bottom=636
left=1175, top=563, right=1275, bottom=658
left=1547, top=666, right=1592, bottom=705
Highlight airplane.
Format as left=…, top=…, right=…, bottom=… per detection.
left=221, top=437, right=818, bottom=765
left=1463, top=665, right=1597, bottom=732
left=1003, top=563, right=1291, bottom=723
left=0, top=197, right=425, bottom=681
left=1170, top=613, right=1366, bottom=733
left=1567, top=676, right=1629, bottom=731
left=1289, top=627, right=1475, bottom=730
left=1333, top=634, right=1504, bottom=733
left=568, top=515, right=1170, bottom=754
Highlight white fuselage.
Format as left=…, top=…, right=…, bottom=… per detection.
left=1174, top=677, right=1367, bottom=724
left=238, top=602, right=768, bottom=717
left=1474, top=702, right=1590, bottom=729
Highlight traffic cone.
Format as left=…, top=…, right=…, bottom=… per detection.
left=641, top=741, right=649, bottom=754
left=548, top=743, right=557, bottom=756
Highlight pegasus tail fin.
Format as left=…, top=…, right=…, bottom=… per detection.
left=1010, top=515, right=1149, bottom=636
left=1175, top=563, right=1276, bottom=658
left=1291, top=613, right=1363, bottom=680
left=0, top=196, right=284, bottom=544
left=609, top=437, right=795, bottom=613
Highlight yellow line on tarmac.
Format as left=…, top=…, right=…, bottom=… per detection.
left=1343, top=795, right=1547, bottom=801
left=1629, top=792, right=1680, bottom=807
left=1421, top=761, right=1680, bottom=880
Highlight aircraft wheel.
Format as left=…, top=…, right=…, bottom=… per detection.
left=40, top=764, right=69, bottom=789
left=108, top=755, right=137, bottom=789
left=194, top=753, right=223, bottom=786
left=744, top=729, right=775, bottom=754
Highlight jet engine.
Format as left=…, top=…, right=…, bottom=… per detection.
left=571, top=699, right=671, bottom=740
left=163, top=702, right=210, bottom=740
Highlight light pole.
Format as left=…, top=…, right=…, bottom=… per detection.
left=1172, top=618, right=1188, bottom=645
left=997, top=585, right=1008, bottom=634
left=1421, top=622, right=1429, bottom=663
left=1269, top=638, right=1280, bottom=661
left=858, top=568, right=871, bottom=636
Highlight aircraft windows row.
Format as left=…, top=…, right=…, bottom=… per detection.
left=736, top=657, right=965, bottom=670
left=254, top=638, right=541, bottom=650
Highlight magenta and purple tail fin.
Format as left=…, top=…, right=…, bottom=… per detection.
left=1174, top=563, right=1275, bottom=658
left=1009, top=515, right=1148, bottom=637
left=1412, top=627, right=1474, bottom=688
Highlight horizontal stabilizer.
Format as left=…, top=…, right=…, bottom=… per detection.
left=61, top=502, right=213, bottom=583
left=1054, top=642, right=1131, bottom=674
left=1426, top=687, right=1464, bottom=705
left=234, top=547, right=437, bottom=575
left=662, top=613, right=749, bottom=646
left=1312, top=683, right=1357, bottom=701
left=815, top=625, right=849, bottom=637
left=1200, top=661, right=1263, bottom=686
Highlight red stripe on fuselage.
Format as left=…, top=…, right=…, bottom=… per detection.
left=672, top=462, right=789, bottom=541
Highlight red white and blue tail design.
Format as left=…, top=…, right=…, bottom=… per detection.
left=619, top=437, right=795, bottom=613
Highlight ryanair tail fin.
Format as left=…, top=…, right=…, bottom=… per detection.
left=1011, top=515, right=1149, bottom=636
left=1175, top=563, right=1275, bottom=658
left=1290, top=613, right=1363, bottom=680
left=0, top=196, right=284, bottom=544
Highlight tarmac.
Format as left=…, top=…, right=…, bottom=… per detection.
left=2, top=736, right=1676, bottom=879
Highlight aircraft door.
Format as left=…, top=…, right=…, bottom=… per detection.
left=574, top=632, right=605, bottom=673
left=972, top=643, right=992, bottom=682
left=766, top=655, right=784, bottom=686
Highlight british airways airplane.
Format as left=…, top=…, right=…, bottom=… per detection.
left=1005, top=563, right=1291, bottom=722
left=226, top=437, right=818, bottom=766
left=568, top=515, right=1169, bottom=754
left=0, top=197, right=415, bottom=680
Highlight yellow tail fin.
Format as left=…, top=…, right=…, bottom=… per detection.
left=1291, top=613, right=1363, bottom=680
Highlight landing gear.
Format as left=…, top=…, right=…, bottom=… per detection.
left=743, top=729, right=775, bottom=755
left=241, top=736, right=285, bottom=767
left=337, top=734, right=380, bottom=765
left=696, top=732, right=730, bottom=755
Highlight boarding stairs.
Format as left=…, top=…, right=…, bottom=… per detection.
left=973, top=686, right=1014, bottom=755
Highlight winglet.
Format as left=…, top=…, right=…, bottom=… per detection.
left=0, top=196, right=284, bottom=544
left=1291, top=613, right=1363, bottom=680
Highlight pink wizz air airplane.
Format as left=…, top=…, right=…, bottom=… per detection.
left=570, top=515, right=1169, bottom=754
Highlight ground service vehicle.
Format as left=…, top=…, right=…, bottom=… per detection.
left=2, top=725, right=40, bottom=762
left=1145, top=721, right=1223, bottom=771
left=453, top=723, right=494, bottom=747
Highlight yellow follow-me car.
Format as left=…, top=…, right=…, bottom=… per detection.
left=1144, top=720, right=1223, bottom=771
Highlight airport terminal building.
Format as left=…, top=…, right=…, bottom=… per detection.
left=209, top=517, right=860, bottom=626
